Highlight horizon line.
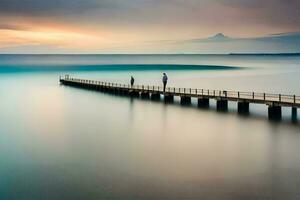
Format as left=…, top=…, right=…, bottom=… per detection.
left=0, top=53, right=300, bottom=56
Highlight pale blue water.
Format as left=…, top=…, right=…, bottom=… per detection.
left=0, top=54, right=300, bottom=200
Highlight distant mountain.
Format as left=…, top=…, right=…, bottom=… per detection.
left=211, top=33, right=230, bottom=40
left=188, top=33, right=232, bottom=43
left=175, top=32, right=300, bottom=54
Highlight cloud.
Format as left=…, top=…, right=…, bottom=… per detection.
left=1, top=0, right=298, bottom=28
left=0, top=23, right=31, bottom=31
left=0, top=0, right=300, bottom=53
left=0, top=0, right=101, bottom=16
left=219, top=0, right=300, bottom=26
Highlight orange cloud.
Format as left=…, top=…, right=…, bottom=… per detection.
left=0, top=18, right=127, bottom=51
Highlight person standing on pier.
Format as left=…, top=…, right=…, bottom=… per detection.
left=162, top=73, right=168, bottom=92
left=130, top=76, right=135, bottom=87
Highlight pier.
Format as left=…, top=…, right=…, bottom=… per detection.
left=60, top=76, right=299, bottom=121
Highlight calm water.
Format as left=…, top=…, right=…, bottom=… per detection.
left=0, top=55, right=300, bottom=200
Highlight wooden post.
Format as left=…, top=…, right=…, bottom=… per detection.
left=268, top=105, right=282, bottom=120
left=217, top=100, right=228, bottom=111
left=238, top=102, right=249, bottom=114
left=252, top=92, right=254, bottom=99
left=279, top=94, right=281, bottom=102
left=292, top=107, right=297, bottom=122
left=264, top=93, right=265, bottom=100
left=294, top=95, right=296, bottom=103
left=238, top=92, right=240, bottom=99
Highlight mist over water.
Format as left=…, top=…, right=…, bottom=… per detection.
left=0, top=55, right=300, bottom=200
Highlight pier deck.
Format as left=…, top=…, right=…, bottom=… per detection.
left=60, top=76, right=299, bottom=120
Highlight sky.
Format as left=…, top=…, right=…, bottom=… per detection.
left=0, top=0, right=300, bottom=53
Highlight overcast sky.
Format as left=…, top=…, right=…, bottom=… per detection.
left=0, top=0, right=299, bottom=53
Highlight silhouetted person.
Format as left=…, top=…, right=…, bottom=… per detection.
left=130, top=76, right=135, bottom=87
left=162, top=73, right=168, bottom=92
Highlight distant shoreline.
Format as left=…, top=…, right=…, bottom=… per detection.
left=228, top=53, right=300, bottom=56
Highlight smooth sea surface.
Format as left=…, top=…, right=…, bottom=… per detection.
left=0, top=54, right=300, bottom=200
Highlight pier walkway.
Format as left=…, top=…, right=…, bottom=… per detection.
left=60, top=76, right=299, bottom=121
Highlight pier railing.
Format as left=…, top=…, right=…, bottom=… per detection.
left=62, top=77, right=300, bottom=106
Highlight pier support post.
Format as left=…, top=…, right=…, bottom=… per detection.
left=180, top=96, right=191, bottom=105
left=151, top=93, right=160, bottom=101
left=114, top=88, right=122, bottom=95
left=238, top=101, right=249, bottom=114
left=292, top=107, right=298, bottom=122
left=121, top=89, right=129, bottom=96
left=117, top=88, right=123, bottom=95
left=141, top=92, right=150, bottom=99
left=198, top=97, right=209, bottom=108
left=113, top=88, right=119, bottom=94
left=268, top=105, right=282, bottom=120
left=99, top=86, right=104, bottom=92
left=107, top=87, right=115, bottom=94
left=103, top=87, right=109, bottom=92
left=164, top=94, right=174, bottom=103
left=129, top=90, right=140, bottom=97
left=217, top=99, right=228, bottom=111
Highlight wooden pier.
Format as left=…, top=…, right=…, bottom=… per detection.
left=60, top=76, right=299, bottom=121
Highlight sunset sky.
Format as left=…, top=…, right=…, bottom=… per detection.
left=0, top=0, right=300, bottom=53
